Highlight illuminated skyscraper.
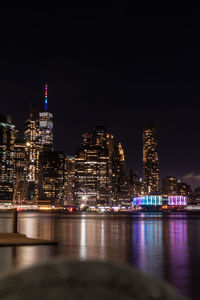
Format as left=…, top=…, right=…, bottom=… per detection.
left=0, top=115, right=15, bottom=201
left=143, top=122, right=159, bottom=194
left=112, top=143, right=129, bottom=204
left=106, top=133, right=114, bottom=158
left=13, top=138, right=26, bottom=204
left=64, top=155, right=75, bottom=206
left=74, top=126, right=111, bottom=208
left=24, top=105, right=41, bottom=202
left=74, top=127, right=131, bottom=208
left=38, top=84, right=53, bottom=150
left=38, top=150, right=65, bottom=205
left=24, top=104, right=38, bottom=145
left=92, top=125, right=107, bottom=147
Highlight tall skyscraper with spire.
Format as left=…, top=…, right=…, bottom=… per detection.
left=38, top=83, right=53, bottom=150
left=143, top=122, right=159, bottom=194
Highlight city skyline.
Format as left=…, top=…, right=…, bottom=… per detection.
left=1, top=94, right=199, bottom=190
left=1, top=6, right=200, bottom=188
left=0, top=6, right=199, bottom=300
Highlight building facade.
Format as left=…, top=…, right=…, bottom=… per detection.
left=13, top=138, right=26, bottom=204
left=194, top=187, right=200, bottom=205
left=162, top=176, right=178, bottom=195
left=177, top=182, right=193, bottom=204
left=38, top=112, right=53, bottom=150
left=38, top=150, right=65, bottom=205
left=64, top=155, right=75, bottom=206
left=129, top=170, right=146, bottom=197
left=24, top=104, right=41, bottom=202
left=37, top=84, right=53, bottom=150
left=143, top=122, right=159, bottom=194
left=112, top=143, right=129, bottom=205
left=0, top=115, right=15, bottom=201
left=74, top=126, right=112, bottom=208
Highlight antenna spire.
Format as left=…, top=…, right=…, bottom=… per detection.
left=45, top=83, right=48, bottom=111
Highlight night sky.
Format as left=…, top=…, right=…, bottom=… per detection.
left=0, top=4, right=200, bottom=188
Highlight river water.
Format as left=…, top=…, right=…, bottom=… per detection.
left=0, top=212, right=199, bottom=299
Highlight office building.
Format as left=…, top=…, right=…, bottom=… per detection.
left=177, top=182, right=193, bottom=204
left=143, top=122, right=159, bottom=194
left=162, top=176, right=178, bottom=195
left=38, top=150, right=65, bottom=205
left=0, top=115, right=15, bottom=201
left=38, top=84, right=53, bottom=150
left=112, top=143, right=129, bottom=204
left=194, top=187, right=200, bottom=205
left=24, top=104, right=41, bottom=202
left=13, top=138, right=26, bottom=204
left=74, top=126, right=111, bottom=208
left=64, top=155, right=75, bottom=206
left=129, top=170, right=146, bottom=197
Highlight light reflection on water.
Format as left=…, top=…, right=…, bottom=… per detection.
left=0, top=212, right=199, bottom=299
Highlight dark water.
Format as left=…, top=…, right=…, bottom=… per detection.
left=0, top=212, right=199, bottom=299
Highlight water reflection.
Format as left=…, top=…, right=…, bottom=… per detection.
left=0, top=212, right=199, bottom=299
left=168, top=219, right=189, bottom=296
left=80, top=217, right=86, bottom=259
left=132, top=218, right=163, bottom=277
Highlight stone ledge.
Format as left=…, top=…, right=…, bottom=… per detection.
left=0, top=233, right=57, bottom=246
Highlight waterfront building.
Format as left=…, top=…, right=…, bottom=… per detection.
left=132, top=195, right=187, bottom=207
left=133, top=195, right=162, bottom=206
left=129, top=171, right=146, bottom=197
left=38, top=150, right=65, bottom=205
left=106, top=133, right=114, bottom=203
left=112, top=143, right=130, bottom=205
left=177, top=182, right=193, bottom=204
left=143, top=122, right=159, bottom=194
left=38, top=84, right=53, bottom=151
left=74, top=126, right=111, bottom=208
left=74, top=126, right=131, bottom=208
left=194, top=187, right=200, bottom=205
left=13, top=138, right=26, bottom=204
left=162, top=176, right=178, bottom=195
left=64, top=155, right=75, bottom=206
left=24, top=104, right=41, bottom=202
left=0, top=115, right=15, bottom=201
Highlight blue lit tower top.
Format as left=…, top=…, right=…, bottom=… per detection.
left=45, top=83, right=48, bottom=111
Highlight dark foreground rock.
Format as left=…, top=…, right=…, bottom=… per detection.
left=0, top=259, right=188, bottom=300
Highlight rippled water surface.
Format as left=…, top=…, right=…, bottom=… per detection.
left=0, top=212, right=199, bottom=299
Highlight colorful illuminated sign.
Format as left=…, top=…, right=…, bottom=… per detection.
left=133, top=195, right=162, bottom=206
left=133, top=195, right=187, bottom=206
left=168, top=196, right=187, bottom=206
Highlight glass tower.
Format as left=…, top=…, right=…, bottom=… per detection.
left=143, top=122, right=159, bottom=194
left=38, top=84, right=53, bottom=150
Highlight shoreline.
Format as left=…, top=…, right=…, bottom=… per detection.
left=1, top=210, right=200, bottom=215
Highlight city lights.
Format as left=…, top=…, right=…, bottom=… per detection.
left=0, top=89, right=196, bottom=210
left=133, top=195, right=187, bottom=207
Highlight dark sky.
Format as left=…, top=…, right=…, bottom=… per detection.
left=0, top=4, right=200, bottom=188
